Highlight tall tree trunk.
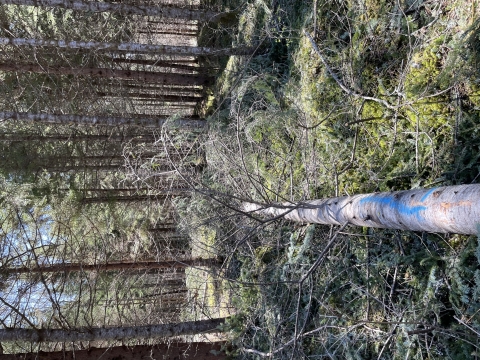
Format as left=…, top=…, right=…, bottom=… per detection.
left=138, top=28, right=198, bottom=36
left=109, top=58, right=203, bottom=71
left=112, top=80, right=204, bottom=91
left=97, top=91, right=201, bottom=103
left=74, top=187, right=153, bottom=193
left=46, top=164, right=121, bottom=172
left=145, top=18, right=198, bottom=26
left=0, top=0, right=232, bottom=23
left=0, top=62, right=213, bottom=86
left=80, top=188, right=192, bottom=204
left=52, top=155, right=124, bottom=162
left=0, top=133, right=157, bottom=142
left=0, top=111, right=206, bottom=129
left=7, top=258, right=222, bottom=274
left=78, top=188, right=190, bottom=199
left=0, top=37, right=253, bottom=56
left=0, top=342, right=227, bottom=360
left=0, top=318, right=228, bottom=342
left=80, top=194, right=182, bottom=204
left=244, top=184, right=480, bottom=234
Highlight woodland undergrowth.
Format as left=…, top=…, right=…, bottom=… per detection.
left=176, top=0, right=480, bottom=358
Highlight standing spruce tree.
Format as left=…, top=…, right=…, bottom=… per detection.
left=245, top=184, right=480, bottom=234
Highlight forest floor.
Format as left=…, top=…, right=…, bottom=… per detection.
left=180, top=0, right=480, bottom=358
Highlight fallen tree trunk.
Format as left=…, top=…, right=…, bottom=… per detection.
left=244, top=184, right=480, bottom=234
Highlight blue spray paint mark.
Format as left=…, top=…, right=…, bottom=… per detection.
left=420, top=187, right=437, bottom=202
left=358, top=188, right=440, bottom=223
left=359, top=190, right=436, bottom=223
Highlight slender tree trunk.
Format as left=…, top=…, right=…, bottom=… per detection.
left=0, top=342, right=227, bottom=360
left=0, top=0, right=232, bottom=23
left=244, top=184, right=480, bottom=234
left=109, top=58, right=203, bottom=71
left=144, top=18, right=198, bottom=26
left=53, top=155, right=124, bottom=161
left=75, top=187, right=152, bottom=193
left=138, top=28, right=198, bottom=36
left=0, top=111, right=206, bottom=129
left=80, top=193, right=185, bottom=204
left=46, top=164, right=121, bottom=172
left=8, top=258, right=222, bottom=274
left=113, top=80, right=204, bottom=91
left=0, top=37, right=252, bottom=56
left=78, top=187, right=189, bottom=198
left=0, top=318, right=227, bottom=342
left=0, top=133, right=157, bottom=142
left=149, top=226, right=177, bottom=232
left=97, top=91, right=201, bottom=103
left=0, top=62, right=213, bottom=86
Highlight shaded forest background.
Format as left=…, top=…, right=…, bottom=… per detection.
left=1, top=0, right=480, bottom=359
left=0, top=0, right=232, bottom=357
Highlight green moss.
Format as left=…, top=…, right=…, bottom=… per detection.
left=254, top=245, right=275, bottom=264
left=466, top=83, right=480, bottom=107
left=364, top=0, right=390, bottom=18
left=361, top=101, right=385, bottom=122
left=405, top=42, right=445, bottom=97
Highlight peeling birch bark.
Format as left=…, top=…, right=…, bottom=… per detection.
left=0, top=37, right=254, bottom=56
left=244, top=185, right=480, bottom=234
left=0, top=0, right=230, bottom=23
left=0, top=111, right=205, bottom=129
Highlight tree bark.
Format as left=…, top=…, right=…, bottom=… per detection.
left=79, top=191, right=191, bottom=204
left=138, top=28, right=198, bottom=36
left=0, top=111, right=206, bottom=129
left=0, top=133, right=157, bottom=142
left=73, top=187, right=153, bottom=193
left=7, top=258, right=222, bottom=274
left=0, top=0, right=231, bottom=23
left=0, top=62, right=213, bottom=86
left=0, top=318, right=227, bottom=342
left=109, top=58, right=203, bottom=71
left=97, top=91, right=201, bottom=103
left=46, top=164, right=121, bottom=172
left=0, top=37, right=253, bottom=56
left=244, top=184, right=480, bottom=234
left=0, top=342, right=227, bottom=360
